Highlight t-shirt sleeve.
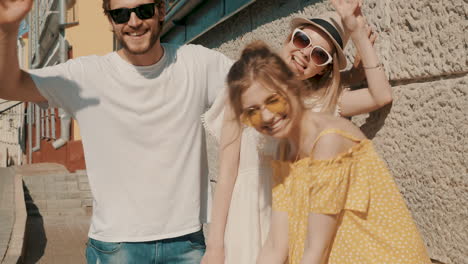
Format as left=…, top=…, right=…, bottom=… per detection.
left=200, top=47, right=234, bottom=107
left=28, top=58, right=85, bottom=116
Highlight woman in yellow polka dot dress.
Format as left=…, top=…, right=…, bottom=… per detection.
left=225, top=1, right=431, bottom=263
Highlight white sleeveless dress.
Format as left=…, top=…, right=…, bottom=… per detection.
left=202, top=90, right=342, bottom=264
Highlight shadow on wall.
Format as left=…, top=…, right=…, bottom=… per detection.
left=358, top=103, right=393, bottom=139
left=22, top=183, right=47, bottom=264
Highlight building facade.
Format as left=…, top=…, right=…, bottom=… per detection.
left=23, top=0, right=114, bottom=172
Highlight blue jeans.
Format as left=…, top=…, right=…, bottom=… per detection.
left=85, top=229, right=205, bottom=264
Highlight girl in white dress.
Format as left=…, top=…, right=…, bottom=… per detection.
left=202, top=7, right=391, bottom=264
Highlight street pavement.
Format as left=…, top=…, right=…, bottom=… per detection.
left=23, top=215, right=90, bottom=264
left=17, top=163, right=91, bottom=264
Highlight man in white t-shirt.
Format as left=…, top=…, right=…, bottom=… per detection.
left=0, top=0, right=232, bottom=263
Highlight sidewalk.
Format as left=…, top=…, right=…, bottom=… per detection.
left=0, top=169, right=15, bottom=262
left=23, top=215, right=90, bottom=264
left=16, top=163, right=92, bottom=264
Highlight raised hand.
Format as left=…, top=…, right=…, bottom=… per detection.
left=0, top=0, right=34, bottom=28
left=344, top=24, right=378, bottom=85
left=353, top=24, right=378, bottom=68
left=330, top=0, right=366, bottom=34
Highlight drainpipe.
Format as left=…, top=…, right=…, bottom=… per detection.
left=45, top=109, right=50, bottom=138
left=58, top=0, right=67, bottom=69
left=27, top=14, right=33, bottom=163
left=40, top=109, right=44, bottom=138
left=17, top=38, right=24, bottom=67
left=52, top=109, right=71, bottom=149
left=31, top=0, right=41, bottom=69
left=160, top=0, right=203, bottom=36
left=32, top=104, right=40, bottom=151
left=17, top=38, right=25, bottom=164
left=18, top=103, right=24, bottom=165
left=52, top=0, right=71, bottom=149
left=31, top=1, right=41, bottom=153
left=16, top=103, right=26, bottom=165
left=51, top=108, right=56, bottom=139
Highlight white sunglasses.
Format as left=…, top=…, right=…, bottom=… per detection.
left=291, top=28, right=333, bottom=66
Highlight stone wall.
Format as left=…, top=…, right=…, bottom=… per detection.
left=194, top=0, right=467, bottom=263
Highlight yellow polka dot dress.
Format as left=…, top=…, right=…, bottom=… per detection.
left=271, top=129, right=431, bottom=264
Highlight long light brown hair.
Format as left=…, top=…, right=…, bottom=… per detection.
left=227, top=41, right=305, bottom=123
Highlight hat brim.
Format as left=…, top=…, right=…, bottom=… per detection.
left=290, top=17, right=347, bottom=70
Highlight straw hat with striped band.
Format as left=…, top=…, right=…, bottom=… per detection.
left=290, top=11, right=350, bottom=70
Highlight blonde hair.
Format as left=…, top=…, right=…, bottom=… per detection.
left=302, top=53, right=342, bottom=113
left=285, top=25, right=343, bottom=114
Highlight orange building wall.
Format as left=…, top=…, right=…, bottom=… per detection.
left=66, top=1, right=114, bottom=58
left=29, top=1, right=114, bottom=171
left=66, top=0, right=114, bottom=141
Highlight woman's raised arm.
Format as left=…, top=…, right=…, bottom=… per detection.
left=333, top=0, right=393, bottom=117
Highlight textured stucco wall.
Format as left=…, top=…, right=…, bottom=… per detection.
left=353, top=76, right=468, bottom=264
left=194, top=0, right=468, bottom=263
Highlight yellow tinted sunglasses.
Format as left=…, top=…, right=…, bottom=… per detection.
left=241, top=93, right=289, bottom=127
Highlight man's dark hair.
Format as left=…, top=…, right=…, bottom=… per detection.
left=102, top=0, right=162, bottom=14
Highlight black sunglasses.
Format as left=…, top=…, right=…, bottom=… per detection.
left=107, top=3, right=157, bottom=24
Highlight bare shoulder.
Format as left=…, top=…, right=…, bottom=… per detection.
left=311, top=116, right=366, bottom=160
left=312, top=133, right=352, bottom=160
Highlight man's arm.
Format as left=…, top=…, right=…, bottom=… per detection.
left=0, top=0, right=46, bottom=102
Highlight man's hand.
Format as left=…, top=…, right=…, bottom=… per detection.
left=201, top=247, right=225, bottom=264
left=0, top=0, right=33, bottom=30
left=0, top=0, right=46, bottom=103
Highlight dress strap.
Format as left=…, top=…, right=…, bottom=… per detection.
left=308, top=128, right=364, bottom=160
left=311, top=128, right=363, bottom=147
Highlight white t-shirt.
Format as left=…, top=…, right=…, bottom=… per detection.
left=29, top=43, right=233, bottom=242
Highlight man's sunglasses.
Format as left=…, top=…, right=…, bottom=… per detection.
left=291, top=28, right=333, bottom=66
left=107, top=3, right=157, bottom=24
left=241, top=93, right=289, bottom=127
